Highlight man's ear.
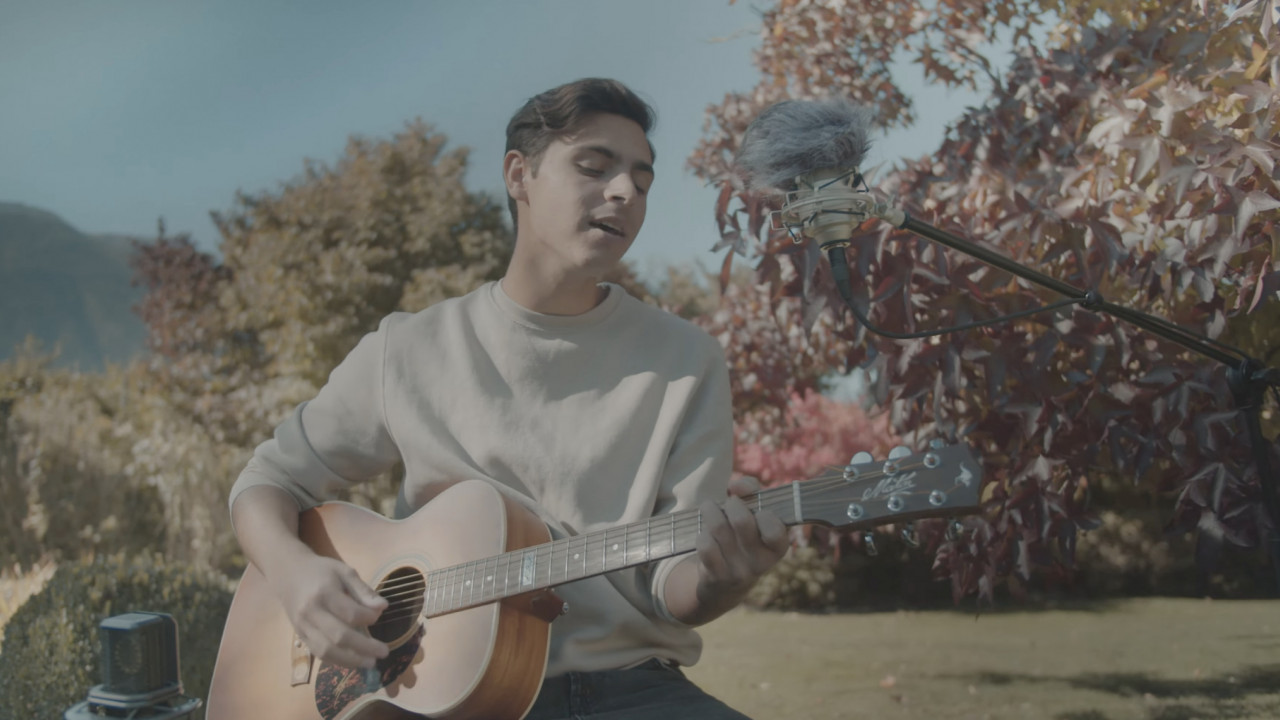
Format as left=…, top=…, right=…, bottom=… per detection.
left=503, top=150, right=530, bottom=204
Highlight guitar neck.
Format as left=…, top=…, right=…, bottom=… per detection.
left=421, top=443, right=980, bottom=618
left=422, top=484, right=802, bottom=618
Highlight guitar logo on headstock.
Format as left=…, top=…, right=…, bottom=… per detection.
left=860, top=472, right=917, bottom=502
left=795, top=442, right=983, bottom=530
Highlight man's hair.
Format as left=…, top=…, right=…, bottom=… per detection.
left=504, top=78, right=657, bottom=226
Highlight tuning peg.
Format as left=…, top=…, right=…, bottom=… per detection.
left=946, top=520, right=964, bottom=541
left=884, top=446, right=911, bottom=475
left=929, top=438, right=947, bottom=450
left=862, top=531, right=878, bottom=556
left=900, top=522, right=920, bottom=548
left=845, top=451, right=873, bottom=481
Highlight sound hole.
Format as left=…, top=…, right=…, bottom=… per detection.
left=370, top=567, right=425, bottom=643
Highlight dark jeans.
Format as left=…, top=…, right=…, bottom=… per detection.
left=524, top=659, right=752, bottom=720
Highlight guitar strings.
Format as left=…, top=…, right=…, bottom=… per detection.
left=384, top=459, right=953, bottom=616
left=382, top=490, right=948, bottom=622
left=369, top=458, right=964, bottom=622
left=373, top=484, right=953, bottom=628
left=377, top=458, right=921, bottom=596
left=371, top=470, right=865, bottom=601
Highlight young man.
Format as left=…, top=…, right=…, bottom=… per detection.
left=227, top=78, right=788, bottom=718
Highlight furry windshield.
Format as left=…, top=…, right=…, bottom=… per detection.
left=735, top=99, right=874, bottom=192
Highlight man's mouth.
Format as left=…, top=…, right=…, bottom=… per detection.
left=589, top=221, right=625, bottom=237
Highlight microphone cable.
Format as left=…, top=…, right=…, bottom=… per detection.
left=822, top=244, right=1086, bottom=341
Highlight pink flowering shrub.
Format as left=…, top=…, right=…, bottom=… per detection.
left=734, top=389, right=900, bottom=490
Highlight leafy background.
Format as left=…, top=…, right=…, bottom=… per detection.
left=1, top=1, right=1278, bottom=700
left=690, top=0, right=1280, bottom=602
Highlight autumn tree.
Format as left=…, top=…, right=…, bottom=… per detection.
left=692, top=0, right=1280, bottom=599
left=72, top=120, right=512, bottom=568
left=0, top=120, right=514, bottom=576
left=133, top=120, right=512, bottom=449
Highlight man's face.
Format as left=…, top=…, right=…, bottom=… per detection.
left=516, top=113, right=653, bottom=275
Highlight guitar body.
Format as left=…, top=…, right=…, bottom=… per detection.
left=207, top=480, right=555, bottom=720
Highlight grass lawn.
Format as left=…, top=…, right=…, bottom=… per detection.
left=685, top=598, right=1279, bottom=720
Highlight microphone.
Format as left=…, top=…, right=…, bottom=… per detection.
left=733, top=97, right=1063, bottom=342
left=731, top=97, right=1245, bottom=352
left=735, top=98, right=904, bottom=251
left=732, top=101, right=1280, bottom=566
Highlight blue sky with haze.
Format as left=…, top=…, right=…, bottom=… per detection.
left=1, top=0, right=984, bottom=277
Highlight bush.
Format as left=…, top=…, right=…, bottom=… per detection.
left=0, top=553, right=232, bottom=720
left=1070, top=510, right=1273, bottom=599
left=746, top=545, right=837, bottom=611
left=1, top=348, right=250, bottom=575
left=746, top=532, right=954, bottom=611
left=1071, top=511, right=1186, bottom=596
left=734, top=389, right=901, bottom=490
left=0, top=355, right=173, bottom=571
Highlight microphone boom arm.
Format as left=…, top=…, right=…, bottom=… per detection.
left=830, top=202, right=1280, bottom=592
left=891, top=212, right=1248, bottom=370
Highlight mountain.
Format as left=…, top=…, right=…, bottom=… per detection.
left=0, top=202, right=149, bottom=371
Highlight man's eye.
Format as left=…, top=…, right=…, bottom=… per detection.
left=636, top=184, right=649, bottom=196
left=578, top=165, right=603, bottom=176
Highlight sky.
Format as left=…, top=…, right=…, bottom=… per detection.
left=1, top=0, right=986, bottom=279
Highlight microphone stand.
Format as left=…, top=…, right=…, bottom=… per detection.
left=821, top=208, right=1280, bottom=592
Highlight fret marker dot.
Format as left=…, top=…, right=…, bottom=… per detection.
left=573, top=553, right=581, bottom=561
left=612, top=544, right=619, bottom=551
left=465, top=580, right=472, bottom=587
left=486, top=575, right=493, bottom=582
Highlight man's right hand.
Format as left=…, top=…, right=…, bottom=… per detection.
left=232, top=485, right=391, bottom=669
left=269, top=553, right=391, bottom=669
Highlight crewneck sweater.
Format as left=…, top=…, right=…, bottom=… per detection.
left=228, top=281, right=733, bottom=676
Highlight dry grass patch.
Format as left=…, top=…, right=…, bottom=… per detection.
left=0, top=557, right=56, bottom=640
left=687, top=598, right=1280, bottom=720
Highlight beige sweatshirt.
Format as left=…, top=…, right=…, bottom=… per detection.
left=227, top=280, right=732, bottom=676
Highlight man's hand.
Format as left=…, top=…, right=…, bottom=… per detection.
left=694, top=475, right=790, bottom=604
left=268, top=553, right=391, bottom=669
left=663, top=476, right=790, bottom=626
left=232, top=485, right=390, bottom=670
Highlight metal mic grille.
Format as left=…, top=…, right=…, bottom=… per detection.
left=94, top=612, right=181, bottom=702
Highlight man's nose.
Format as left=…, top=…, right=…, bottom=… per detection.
left=605, top=172, right=638, bottom=203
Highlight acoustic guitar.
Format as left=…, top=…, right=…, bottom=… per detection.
left=207, top=441, right=982, bottom=719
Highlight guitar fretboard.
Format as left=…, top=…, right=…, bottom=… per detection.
left=422, top=487, right=793, bottom=617
left=418, top=445, right=976, bottom=617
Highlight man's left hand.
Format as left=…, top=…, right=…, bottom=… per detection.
left=684, top=476, right=790, bottom=622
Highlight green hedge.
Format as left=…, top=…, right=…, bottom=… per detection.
left=0, top=553, right=232, bottom=720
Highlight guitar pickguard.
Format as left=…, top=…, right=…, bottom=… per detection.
left=314, top=624, right=425, bottom=720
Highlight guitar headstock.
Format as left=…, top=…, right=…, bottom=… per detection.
left=793, top=441, right=982, bottom=530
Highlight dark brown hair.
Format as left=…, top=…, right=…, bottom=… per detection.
left=505, top=78, right=657, bottom=225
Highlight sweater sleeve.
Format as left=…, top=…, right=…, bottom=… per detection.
left=647, top=334, right=734, bottom=625
left=227, top=315, right=403, bottom=523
